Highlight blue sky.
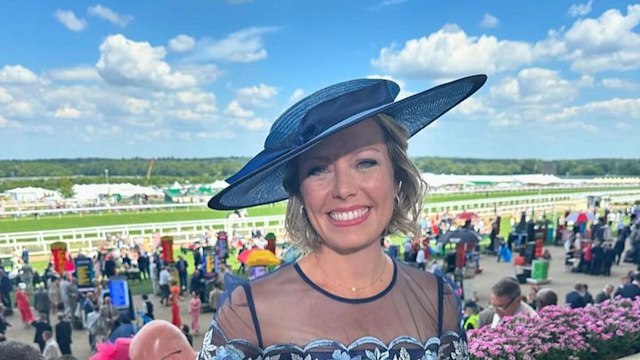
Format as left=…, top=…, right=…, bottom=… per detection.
left=0, top=0, right=639, bottom=160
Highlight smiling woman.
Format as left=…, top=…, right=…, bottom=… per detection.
left=132, top=74, right=486, bottom=360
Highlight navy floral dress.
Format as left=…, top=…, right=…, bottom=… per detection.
left=197, top=258, right=469, bottom=360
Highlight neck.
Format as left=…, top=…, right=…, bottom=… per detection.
left=310, top=244, right=389, bottom=292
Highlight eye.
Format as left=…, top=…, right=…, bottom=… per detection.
left=356, top=159, right=378, bottom=169
left=306, top=165, right=329, bottom=177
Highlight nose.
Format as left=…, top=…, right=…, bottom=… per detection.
left=331, top=165, right=358, bottom=200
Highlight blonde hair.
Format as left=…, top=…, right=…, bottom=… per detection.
left=283, top=114, right=427, bottom=252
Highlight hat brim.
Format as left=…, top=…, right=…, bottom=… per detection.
left=209, top=74, right=486, bottom=210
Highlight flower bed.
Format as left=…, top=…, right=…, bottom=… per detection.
left=467, top=298, right=640, bottom=360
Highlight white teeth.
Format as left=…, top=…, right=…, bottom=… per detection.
left=329, top=208, right=368, bottom=222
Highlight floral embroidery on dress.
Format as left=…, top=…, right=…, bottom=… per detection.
left=198, top=320, right=469, bottom=360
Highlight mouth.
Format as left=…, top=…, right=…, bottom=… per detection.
left=328, top=207, right=370, bottom=223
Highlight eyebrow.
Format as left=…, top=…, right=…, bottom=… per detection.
left=303, top=145, right=384, bottom=162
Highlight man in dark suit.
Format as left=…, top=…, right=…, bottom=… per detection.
left=565, top=283, right=587, bottom=309
left=33, top=284, right=51, bottom=324
left=55, top=312, right=73, bottom=355
left=618, top=272, right=640, bottom=299
left=32, top=312, right=52, bottom=351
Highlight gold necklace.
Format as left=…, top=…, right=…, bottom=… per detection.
left=314, top=253, right=387, bottom=293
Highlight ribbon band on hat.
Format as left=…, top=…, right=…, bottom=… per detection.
left=293, top=80, right=395, bottom=148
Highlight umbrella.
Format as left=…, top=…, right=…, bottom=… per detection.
left=245, top=249, right=281, bottom=267
left=566, top=211, right=595, bottom=223
left=438, top=228, right=482, bottom=245
left=237, top=248, right=253, bottom=264
left=455, top=211, right=479, bottom=221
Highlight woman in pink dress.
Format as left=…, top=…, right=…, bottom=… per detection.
left=188, top=292, right=202, bottom=335
left=15, top=282, right=34, bottom=327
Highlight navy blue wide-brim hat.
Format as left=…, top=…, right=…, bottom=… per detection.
left=209, top=74, right=487, bottom=210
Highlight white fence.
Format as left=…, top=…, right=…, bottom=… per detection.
left=0, top=216, right=287, bottom=260
left=2, top=189, right=640, bottom=259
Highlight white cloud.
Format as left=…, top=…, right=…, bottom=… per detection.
left=88, top=5, right=133, bottom=27
left=543, top=98, right=640, bottom=123
left=47, top=66, right=100, bottom=82
left=616, top=121, right=632, bottom=129
left=287, top=88, right=305, bottom=105
left=53, top=106, right=82, bottom=119
left=480, top=13, right=499, bottom=28
left=236, top=83, right=278, bottom=107
left=568, top=0, right=594, bottom=17
left=371, top=24, right=534, bottom=78
left=0, top=65, right=38, bottom=84
left=0, top=114, right=8, bottom=128
left=175, top=64, right=223, bottom=85
left=233, top=117, right=271, bottom=131
left=188, top=27, right=276, bottom=63
left=562, top=5, right=640, bottom=73
left=600, top=77, right=640, bottom=90
left=96, top=34, right=198, bottom=89
left=489, top=68, right=579, bottom=107
left=224, top=100, right=254, bottom=118
left=0, top=87, right=12, bottom=103
left=54, top=10, right=87, bottom=32
left=7, top=100, right=35, bottom=117
left=169, top=35, right=196, bottom=53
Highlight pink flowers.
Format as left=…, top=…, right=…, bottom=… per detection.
left=467, top=298, right=640, bottom=359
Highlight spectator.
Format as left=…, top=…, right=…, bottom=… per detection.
left=47, top=277, right=61, bottom=313
left=139, top=294, right=154, bottom=322
left=42, top=330, right=61, bottom=360
left=188, top=270, right=205, bottom=302
left=534, top=288, right=558, bottom=311
left=99, top=296, right=119, bottom=332
left=181, top=324, right=193, bottom=347
left=617, top=272, right=640, bottom=299
left=137, top=251, right=150, bottom=280
left=170, top=283, right=182, bottom=328
left=0, top=340, right=44, bottom=360
left=565, top=283, right=587, bottom=309
left=54, top=312, right=72, bottom=355
left=208, top=285, right=223, bottom=312
left=31, top=312, right=52, bottom=352
left=15, top=283, right=35, bottom=328
left=595, top=284, right=615, bottom=304
left=478, top=277, right=537, bottom=329
left=188, top=292, right=202, bottom=335
left=158, top=267, right=172, bottom=306
left=462, top=301, right=480, bottom=330
left=0, top=268, right=13, bottom=314
left=33, top=284, right=51, bottom=324
left=108, top=315, right=137, bottom=342
left=175, top=256, right=189, bottom=294
left=0, top=304, right=11, bottom=335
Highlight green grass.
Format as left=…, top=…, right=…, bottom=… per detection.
left=0, top=203, right=287, bottom=233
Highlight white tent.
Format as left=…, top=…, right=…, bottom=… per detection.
left=211, top=180, right=229, bottom=190
left=72, top=183, right=164, bottom=201
left=5, top=187, right=62, bottom=202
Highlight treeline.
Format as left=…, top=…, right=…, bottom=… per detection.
left=1, top=157, right=639, bottom=193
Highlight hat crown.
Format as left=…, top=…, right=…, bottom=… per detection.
left=265, top=79, right=400, bottom=151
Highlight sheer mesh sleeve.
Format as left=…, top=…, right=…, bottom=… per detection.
left=198, top=285, right=262, bottom=360
left=438, top=281, right=469, bottom=359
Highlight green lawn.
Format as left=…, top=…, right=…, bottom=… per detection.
left=0, top=203, right=287, bottom=233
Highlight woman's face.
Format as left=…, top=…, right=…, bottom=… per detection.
left=297, top=119, right=395, bottom=254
